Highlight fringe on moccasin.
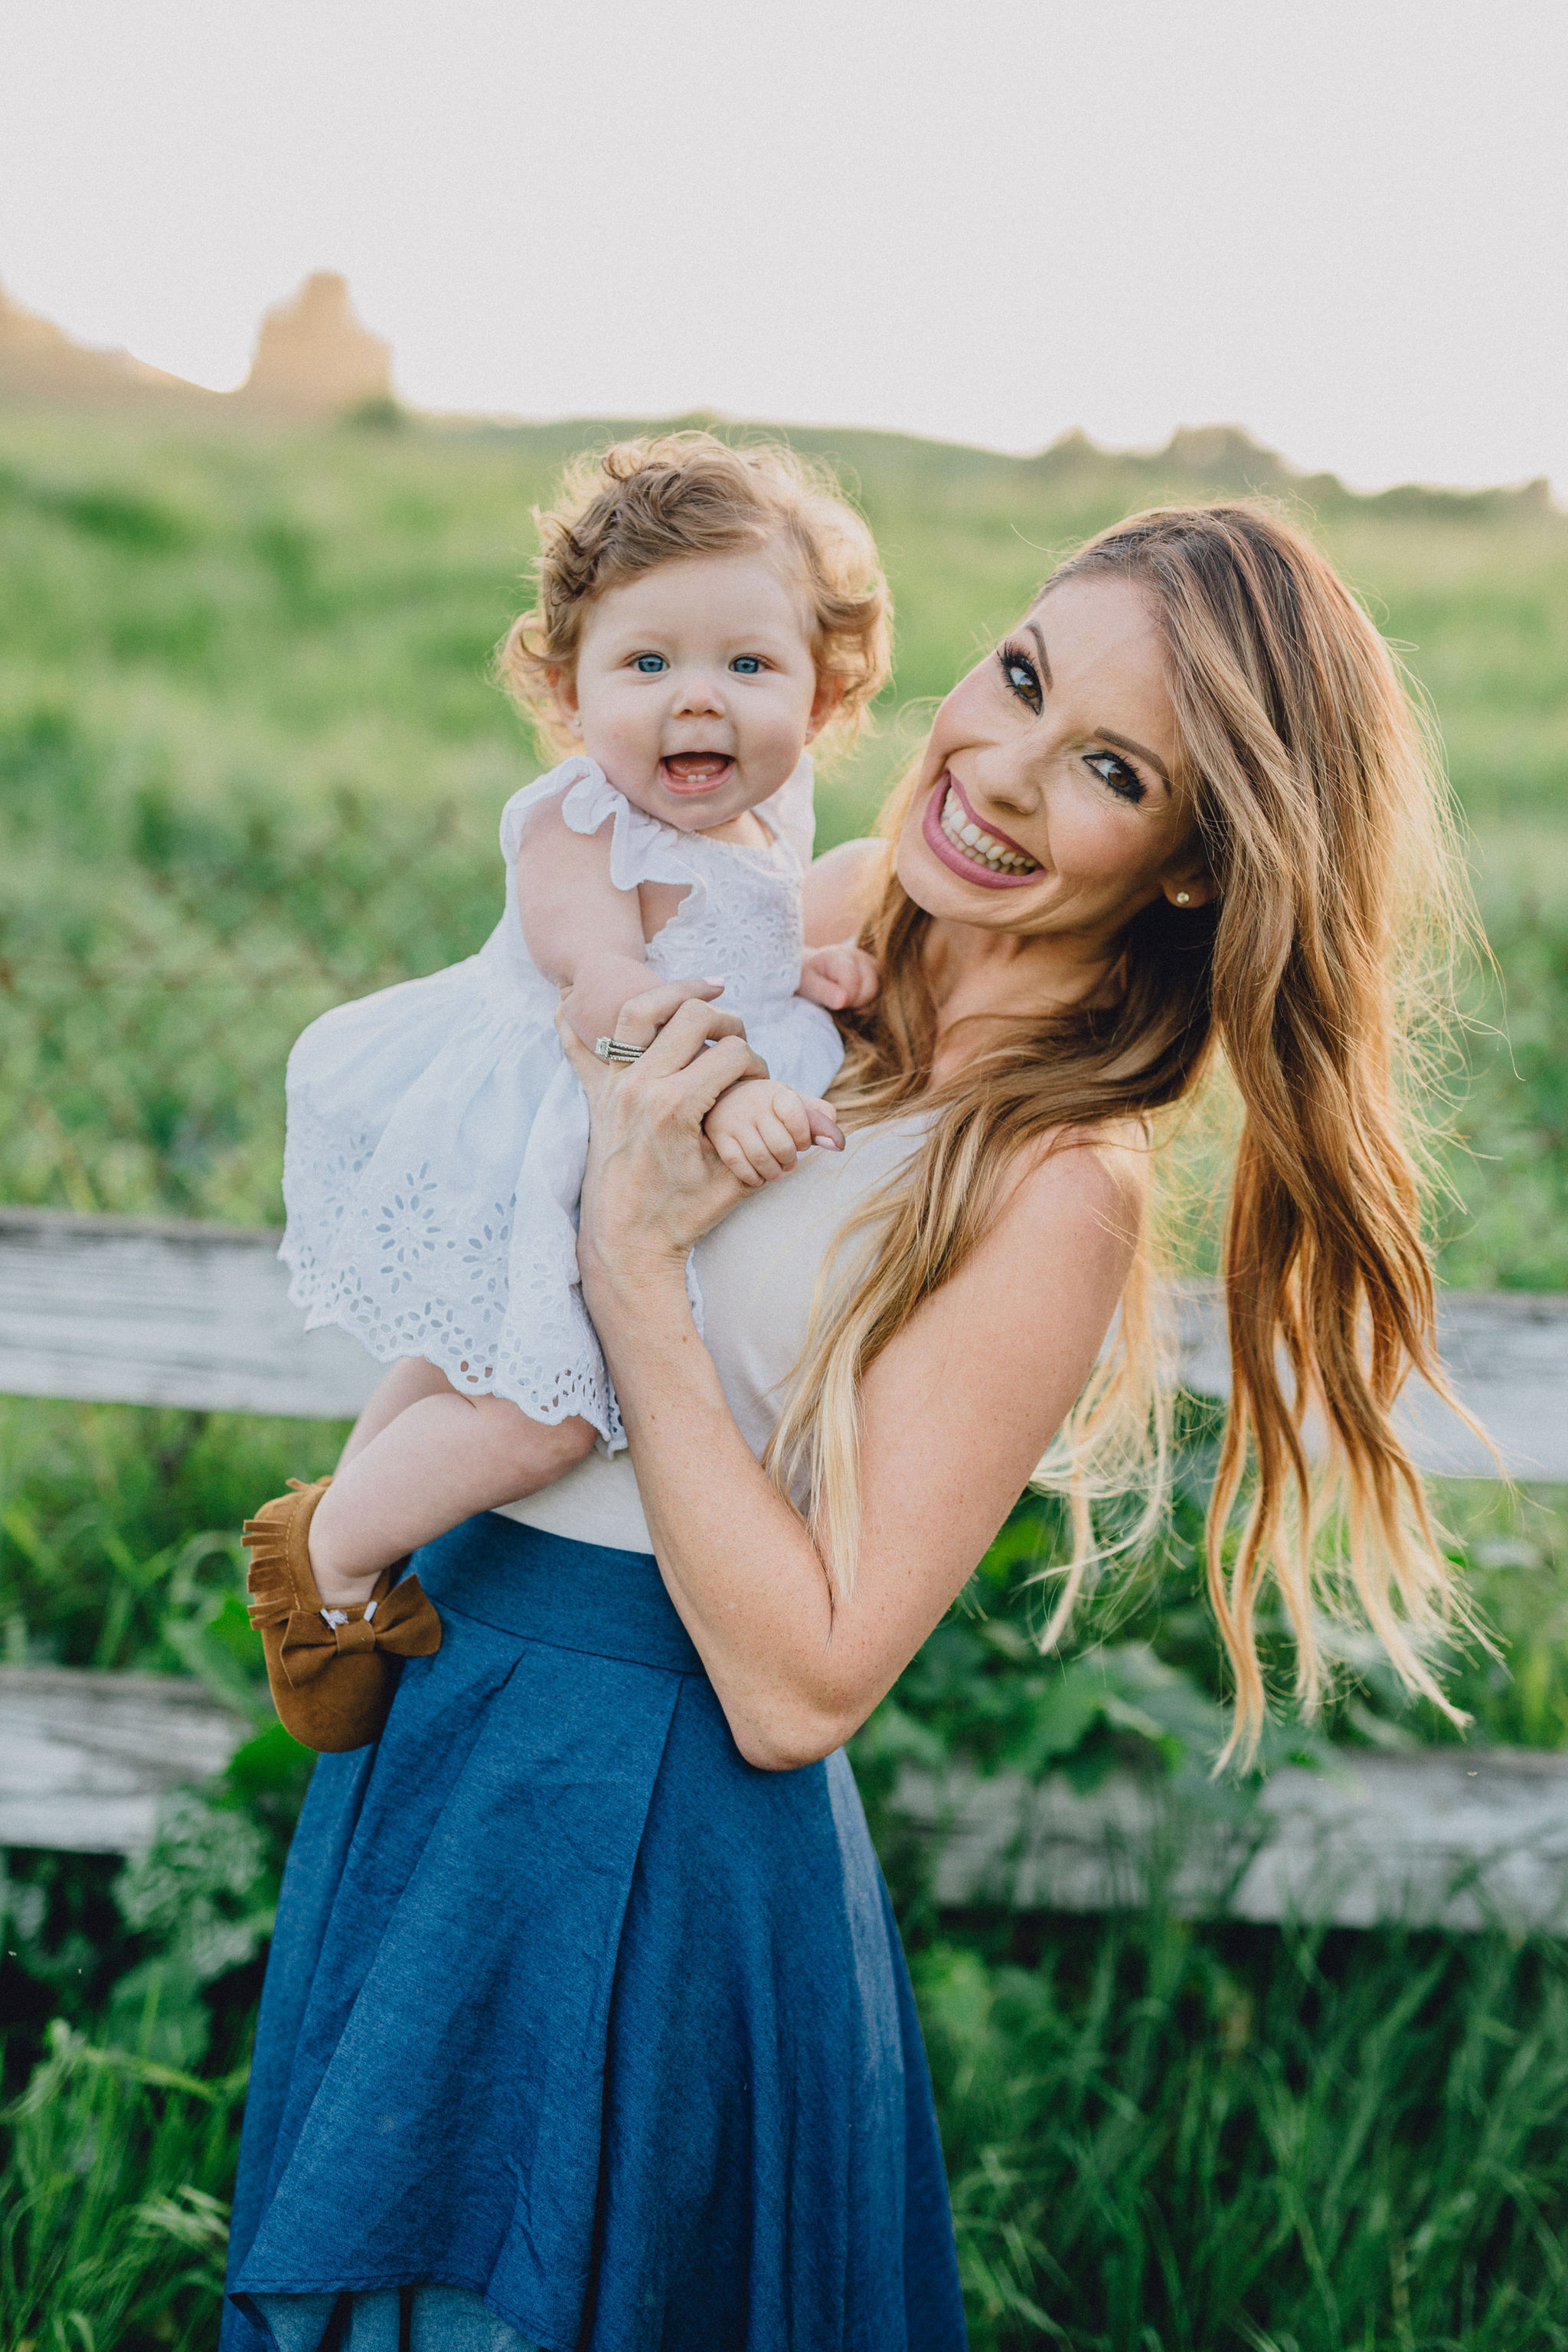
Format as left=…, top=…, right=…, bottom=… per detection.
left=243, top=1478, right=441, bottom=1753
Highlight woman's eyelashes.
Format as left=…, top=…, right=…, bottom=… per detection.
left=997, top=641, right=1042, bottom=712
left=995, top=646, right=1147, bottom=804
left=1084, top=750, right=1147, bottom=804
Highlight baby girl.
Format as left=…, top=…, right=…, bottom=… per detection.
left=243, top=434, right=890, bottom=1745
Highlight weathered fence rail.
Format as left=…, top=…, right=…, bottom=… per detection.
left=3, top=1204, right=1564, bottom=1475
left=0, top=1667, right=248, bottom=1854
left=896, top=1749, right=1568, bottom=1935
left=7, top=1664, right=1568, bottom=1936
left=4, top=1205, right=1568, bottom=1922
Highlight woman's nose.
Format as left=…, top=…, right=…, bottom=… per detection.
left=973, top=757, right=1044, bottom=825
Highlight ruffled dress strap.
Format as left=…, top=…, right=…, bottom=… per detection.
left=495, top=756, right=598, bottom=867
left=498, top=751, right=815, bottom=903
left=498, top=756, right=726, bottom=914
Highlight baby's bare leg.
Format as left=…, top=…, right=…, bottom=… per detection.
left=309, top=1392, right=596, bottom=1602
left=337, top=1358, right=456, bottom=1468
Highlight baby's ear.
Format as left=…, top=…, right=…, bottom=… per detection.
left=807, top=671, right=845, bottom=741
left=547, top=663, right=582, bottom=736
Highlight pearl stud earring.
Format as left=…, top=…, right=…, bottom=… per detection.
left=1174, top=890, right=1191, bottom=905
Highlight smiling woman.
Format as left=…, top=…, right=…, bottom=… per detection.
left=787, top=505, right=1474, bottom=1753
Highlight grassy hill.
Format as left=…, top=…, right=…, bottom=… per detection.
left=2, top=402, right=1564, bottom=1274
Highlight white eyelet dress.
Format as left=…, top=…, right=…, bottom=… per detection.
left=278, top=754, right=844, bottom=1445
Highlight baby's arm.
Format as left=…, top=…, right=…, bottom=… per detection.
left=514, top=796, right=691, bottom=1046
left=797, top=838, right=884, bottom=1012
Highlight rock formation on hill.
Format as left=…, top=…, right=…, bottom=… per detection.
left=0, top=281, right=216, bottom=407
left=235, top=273, right=393, bottom=415
left=0, top=271, right=395, bottom=417
left=0, top=271, right=1553, bottom=521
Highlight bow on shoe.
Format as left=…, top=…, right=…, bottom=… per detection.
left=276, top=1576, right=443, bottom=1688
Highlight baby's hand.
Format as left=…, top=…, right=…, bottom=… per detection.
left=704, top=1080, right=844, bottom=1187
left=798, top=941, right=879, bottom=1013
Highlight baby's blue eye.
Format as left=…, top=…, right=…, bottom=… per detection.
left=633, top=654, right=668, bottom=674
left=730, top=655, right=763, bottom=675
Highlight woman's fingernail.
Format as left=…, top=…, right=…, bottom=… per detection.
left=704, top=977, right=725, bottom=988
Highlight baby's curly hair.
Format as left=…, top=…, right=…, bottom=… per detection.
left=498, top=432, right=891, bottom=759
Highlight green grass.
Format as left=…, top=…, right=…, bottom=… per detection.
left=921, top=1913, right=1568, bottom=2349
left=3, top=403, right=1568, bottom=2344
left=1, top=403, right=1566, bottom=1267
left=1, top=2025, right=244, bottom=2352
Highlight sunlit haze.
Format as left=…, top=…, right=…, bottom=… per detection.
left=2, top=0, right=1565, bottom=493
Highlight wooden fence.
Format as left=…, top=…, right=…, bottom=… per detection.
left=4, top=1204, right=1568, bottom=1932
left=5, top=1204, right=1568, bottom=1476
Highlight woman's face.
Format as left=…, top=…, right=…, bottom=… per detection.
left=894, top=573, right=1211, bottom=942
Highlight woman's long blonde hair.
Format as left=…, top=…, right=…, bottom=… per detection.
left=766, top=501, right=1481, bottom=1762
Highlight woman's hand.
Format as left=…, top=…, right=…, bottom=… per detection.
left=557, top=982, right=841, bottom=1305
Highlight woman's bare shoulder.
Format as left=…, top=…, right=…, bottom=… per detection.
left=996, top=1117, right=1150, bottom=1270
left=802, top=838, right=887, bottom=946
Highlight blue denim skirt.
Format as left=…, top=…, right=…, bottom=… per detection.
left=223, top=1514, right=967, bottom=2352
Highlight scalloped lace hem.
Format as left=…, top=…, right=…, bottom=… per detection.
left=285, top=1263, right=626, bottom=1452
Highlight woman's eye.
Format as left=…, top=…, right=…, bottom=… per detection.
left=730, top=655, right=763, bottom=675
left=997, top=642, right=1042, bottom=712
left=1085, top=750, right=1145, bottom=803
left=633, top=654, right=668, bottom=675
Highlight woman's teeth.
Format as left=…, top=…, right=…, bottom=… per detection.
left=939, top=786, right=1039, bottom=874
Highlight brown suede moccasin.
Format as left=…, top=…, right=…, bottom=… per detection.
left=242, top=1478, right=443, bottom=1752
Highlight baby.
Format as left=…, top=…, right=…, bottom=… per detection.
left=263, top=433, right=890, bottom=1638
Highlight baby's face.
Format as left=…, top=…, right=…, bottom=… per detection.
left=556, top=546, right=828, bottom=832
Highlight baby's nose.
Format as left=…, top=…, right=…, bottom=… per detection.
left=675, top=669, right=726, bottom=714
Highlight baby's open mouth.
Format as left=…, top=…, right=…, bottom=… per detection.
left=661, top=753, right=735, bottom=794
left=936, top=781, right=1040, bottom=874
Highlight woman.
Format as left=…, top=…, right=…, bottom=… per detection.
left=225, top=505, right=1471, bottom=2351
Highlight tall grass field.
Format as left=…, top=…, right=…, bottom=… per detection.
left=2, top=403, right=1568, bottom=2347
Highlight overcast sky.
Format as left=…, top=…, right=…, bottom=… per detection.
left=2, top=0, right=1564, bottom=492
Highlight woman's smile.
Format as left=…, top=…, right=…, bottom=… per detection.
left=921, top=770, right=1043, bottom=888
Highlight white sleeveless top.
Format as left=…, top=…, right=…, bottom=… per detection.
left=498, top=1112, right=929, bottom=1555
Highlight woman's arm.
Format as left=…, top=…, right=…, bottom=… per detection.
left=562, top=1001, right=1139, bottom=1770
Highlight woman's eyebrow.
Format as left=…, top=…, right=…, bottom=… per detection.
left=1026, top=616, right=1173, bottom=789
left=1100, top=729, right=1173, bottom=790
